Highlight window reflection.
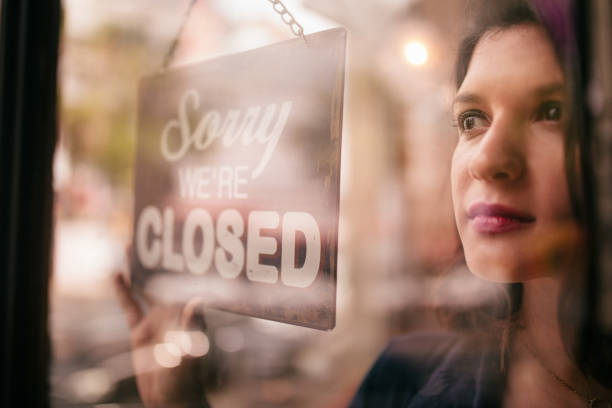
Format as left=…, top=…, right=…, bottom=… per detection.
left=52, top=0, right=611, bottom=407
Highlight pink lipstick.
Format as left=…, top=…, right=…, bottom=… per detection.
left=468, top=203, right=535, bottom=234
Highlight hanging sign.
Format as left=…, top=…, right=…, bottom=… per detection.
left=132, top=28, right=346, bottom=330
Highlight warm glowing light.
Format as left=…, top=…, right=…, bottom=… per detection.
left=165, top=331, right=189, bottom=355
left=186, top=331, right=210, bottom=357
left=68, top=368, right=113, bottom=403
left=179, top=332, right=193, bottom=355
left=163, top=330, right=209, bottom=358
left=154, top=343, right=181, bottom=368
left=404, top=42, right=428, bottom=66
left=165, top=341, right=183, bottom=358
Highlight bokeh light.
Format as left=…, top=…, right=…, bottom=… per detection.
left=404, top=41, right=428, bottom=66
left=186, top=331, right=210, bottom=357
left=67, top=368, right=113, bottom=403
left=153, top=343, right=181, bottom=368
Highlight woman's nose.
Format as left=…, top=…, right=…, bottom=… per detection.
left=468, top=120, right=526, bottom=182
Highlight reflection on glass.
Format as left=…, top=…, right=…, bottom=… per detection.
left=52, top=0, right=611, bottom=407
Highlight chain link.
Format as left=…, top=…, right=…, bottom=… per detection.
left=161, top=0, right=198, bottom=70
left=524, top=339, right=612, bottom=407
left=266, top=0, right=306, bottom=41
left=162, top=0, right=306, bottom=70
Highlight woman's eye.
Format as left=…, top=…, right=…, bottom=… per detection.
left=537, top=103, right=563, bottom=121
left=463, top=116, right=477, bottom=130
left=457, top=111, right=488, bottom=134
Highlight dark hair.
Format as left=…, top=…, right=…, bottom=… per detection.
left=451, top=0, right=611, bottom=385
left=456, top=2, right=538, bottom=89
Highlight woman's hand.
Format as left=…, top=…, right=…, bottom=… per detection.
left=113, top=271, right=211, bottom=408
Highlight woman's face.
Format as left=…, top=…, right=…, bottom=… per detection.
left=451, top=24, right=574, bottom=282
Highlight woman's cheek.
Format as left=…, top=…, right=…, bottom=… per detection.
left=531, top=135, right=572, bottom=223
left=450, top=145, right=469, bottom=229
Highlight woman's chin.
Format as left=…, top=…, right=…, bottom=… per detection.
left=464, top=252, right=546, bottom=283
left=463, top=221, right=582, bottom=283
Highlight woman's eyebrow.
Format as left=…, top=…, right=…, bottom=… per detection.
left=453, top=92, right=483, bottom=107
left=453, top=82, right=564, bottom=108
left=532, top=82, right=564, bottom=98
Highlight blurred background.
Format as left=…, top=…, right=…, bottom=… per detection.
left=51, top=0, right=509, bottom=406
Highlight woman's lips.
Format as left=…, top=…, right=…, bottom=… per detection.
left=468, top=203, right=535, bottom=234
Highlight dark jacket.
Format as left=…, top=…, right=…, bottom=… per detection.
left=350, top=332, right=505, bottom=407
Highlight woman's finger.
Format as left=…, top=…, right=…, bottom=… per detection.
left=113, top=271, right=144, bottom=329
left=124, top=243, right=158, bottom=308
left=181, top=296, right=207, bottom=330
left=125, top=243, right=133, bottom=268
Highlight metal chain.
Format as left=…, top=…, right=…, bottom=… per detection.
left=161, top=0, right=197, bottom=70
left=524, top=339, right=612, bottom=407
left=266, top=0, right=306, bottom=42
left=161, top=0, right=306, bottom=70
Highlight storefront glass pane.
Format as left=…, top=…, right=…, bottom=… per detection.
left=52, top=1, right=612, bottom=406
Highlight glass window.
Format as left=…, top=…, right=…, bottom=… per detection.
left=52, top=0, right=612, bottom=406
